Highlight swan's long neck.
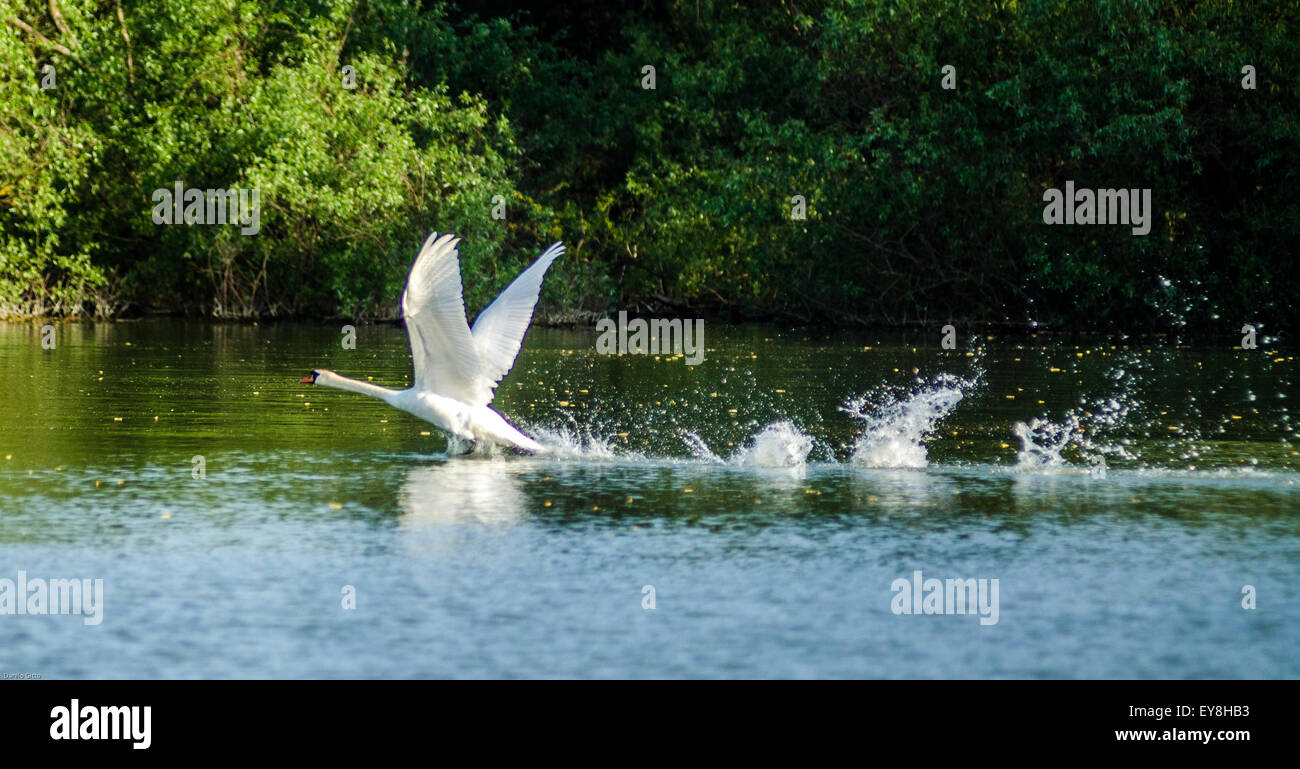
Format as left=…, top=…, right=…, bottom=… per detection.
left=316, top=371, right=403, bottom=404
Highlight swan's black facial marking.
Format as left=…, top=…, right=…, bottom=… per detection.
left=300, top=370, right=319, bottom=384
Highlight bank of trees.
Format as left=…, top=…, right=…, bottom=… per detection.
left=2, top=0, right=1295, bottom=329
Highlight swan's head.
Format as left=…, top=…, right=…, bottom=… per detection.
left=300, top=370, right=323, bottom=384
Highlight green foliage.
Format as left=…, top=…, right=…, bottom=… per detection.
left=1, top=0, right=1296, bottom=329
left=0, top=1, right=104, bottom=316
left=2, top=0, right=525, bottom=318
left=430, top=0, right=1298, bottom=328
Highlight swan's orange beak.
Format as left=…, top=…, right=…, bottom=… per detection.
left=299, top=376, right=314, bottom=383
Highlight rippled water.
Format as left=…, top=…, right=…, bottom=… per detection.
left=1, top=320, right=1296, bottom=678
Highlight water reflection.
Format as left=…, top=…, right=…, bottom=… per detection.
left=847, top=467, right=961, bottom=512
left=398, top=458, right=528, bottom=528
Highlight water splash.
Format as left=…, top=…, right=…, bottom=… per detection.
left=842, top=374, right=974, bottom=468
left=683, top=420, right=813, bottom=468
left=734, top=420, right=813, bottom=467
left=681, top=430, right=723, bottom=463
left=530, top=425, right=624, bottom=459
left=1013, top=363, right=1138, bottom=472
left=1011, top=418, right=1075, bottom=468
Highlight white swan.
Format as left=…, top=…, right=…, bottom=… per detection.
left=301, top=232, right=563, bottom=453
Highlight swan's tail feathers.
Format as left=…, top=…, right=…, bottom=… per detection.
left=472, top=407, right=545, bottom=454
left=504, top=430, right=545, bottom=454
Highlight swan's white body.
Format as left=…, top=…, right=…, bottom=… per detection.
left=304, top=233, right=563, bottom=453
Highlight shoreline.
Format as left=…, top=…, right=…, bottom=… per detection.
left=4, top=313, right=1286, bottom=344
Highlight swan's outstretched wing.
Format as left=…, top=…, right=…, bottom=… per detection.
left=471, top=241, right=564, bottom=389
left=401, top=233, right=494, bottom=405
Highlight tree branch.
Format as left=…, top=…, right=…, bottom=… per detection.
left=6, top=17, right=73, bottom=56
left=114, top=0, right=134, bottom=84
left=47, top=0, right=77, bottom=47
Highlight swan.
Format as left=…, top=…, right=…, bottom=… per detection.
left=300, top=232, right=563, bottom=454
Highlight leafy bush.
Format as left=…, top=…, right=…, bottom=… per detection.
left=2, top=0, right=1296, bottom=329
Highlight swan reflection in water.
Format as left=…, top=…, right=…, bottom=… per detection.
left=398, top=458, right=532, bottom=529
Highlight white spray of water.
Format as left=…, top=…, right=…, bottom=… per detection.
left=734, top=420, right=813, bottom=467
left=683, top=420, right=813, bottom=467
left=842, top=374, right=973, bottom=468
left=530, top=425, right=624, bottom=460
left=681, top=430, right=722, bottom=463
left=1011, top=417, right=1077, bottom=469
left=1012, top=364, right=1138, bottom=473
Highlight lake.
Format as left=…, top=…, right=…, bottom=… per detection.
left=1, top=320, right=1296, bottom=678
